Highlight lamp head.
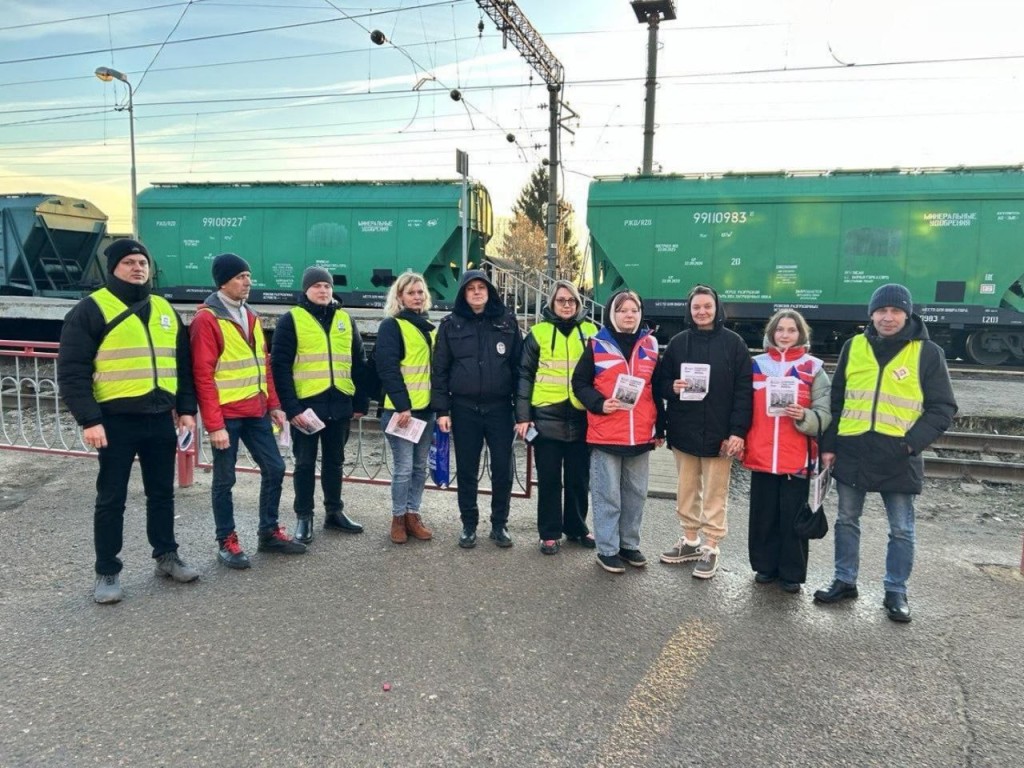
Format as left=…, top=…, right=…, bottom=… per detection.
left=95, top=66, right=129, bottom=84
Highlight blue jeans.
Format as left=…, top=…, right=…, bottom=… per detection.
left=211, top=415, right=286, bottom=541
left=833, top=480, right=916, bottom=593
left=382, top=410, right=435, bottom=518
left=590, top=448, right=650, bottom=557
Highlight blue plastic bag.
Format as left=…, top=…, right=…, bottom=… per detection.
left=429, top=422, right=451, bottom=488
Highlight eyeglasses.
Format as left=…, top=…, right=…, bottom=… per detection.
left=554, top=298, right=578, bottom=306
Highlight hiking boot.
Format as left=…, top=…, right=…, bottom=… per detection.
left=218, top=532, right=251, bottom=569
left=391, top=514, right=408, bottom=544
left=619, top=548, right=648, bottom=568
left=692, top=545, right=720, bottom=579
left=540, top=539, right=560, bottom=555
left=257, top=526, right=308, bottom=555
left=154, top=552, right=200, bottom=583
left=404, top=512, right=433, bottom=541
left=324, top=512, right=363, bottom=534
left=294, top=517, right=314, bottom=544
left=566, top=532, right=596, bottom=549
left=458, top=527, right=477, bottom=549
left=93, top=573, right=123, bottom=604
left=597, top=554, right=626, bottom=574
left=660, top=536, right=703, bottom=564
left=489, top=527, right=513, bottom=548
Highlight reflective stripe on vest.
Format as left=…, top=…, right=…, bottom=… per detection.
left=202, top=307, right=268, bottom=405
left=838, top=335, right=924, bottom=437
left=383, top=318, right=435, bottom=411
left=90, top=288, right=178, bottom=403
left=530, top=320, right=598, bottom=411
left=290, top=306, right=355, bottom=398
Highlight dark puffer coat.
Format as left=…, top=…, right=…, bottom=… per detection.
left=653, top=286, right=752, bottom=456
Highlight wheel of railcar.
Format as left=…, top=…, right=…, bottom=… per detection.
left=964, top=331, right=1009, bottom=366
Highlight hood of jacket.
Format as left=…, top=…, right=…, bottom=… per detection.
left=454, top=269, right=506, bottom=319
left=683, top=284, right=726, bottom=331
left=201, top=291, right=259, bottom=322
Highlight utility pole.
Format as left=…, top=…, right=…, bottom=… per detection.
left=476, top=1, right=575, bottom=278
left=631, top=1, right=676, bottom=175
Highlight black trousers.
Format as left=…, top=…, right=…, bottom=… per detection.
left=451, top=401, right=514, bottom=528
left=291, top=418, right=350, bottom=518
left=94, top=412, right=178, bottom=575
left=533, top=437, right=590, bottom=540
left=748, top=471, right=810, bottom=583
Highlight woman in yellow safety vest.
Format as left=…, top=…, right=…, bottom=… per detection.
left=515, top=281, right=599, bottom=555
left=376, top=272, right=437, bottom=545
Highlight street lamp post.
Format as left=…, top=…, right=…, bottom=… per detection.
left=95, top=66, right=137, bottom=237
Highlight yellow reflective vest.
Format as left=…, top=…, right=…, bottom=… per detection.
left=529, top=320, right=598, bottom=411
left=838, top=335, right=924, bottom=437
left=290, top=306, right=355, bottom=399
left=200, top=307, right=268, bottom=405
left=383, top=318, right=434, bottom=411
left=91, top=288, right=178, bottom=403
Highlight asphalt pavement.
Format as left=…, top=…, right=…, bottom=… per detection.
left=0, top=441, right=1021, bottom=767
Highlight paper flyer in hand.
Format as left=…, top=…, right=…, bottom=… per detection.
left=678, top=363, right=710, bottom=401
left=765, top=376, right=798, bottom=416
left=612, top=374, right=645, bottom=410
left=293, top=407, right=326, bottom=435
left=385, top=413, right=427, bottom=443
left=811, top=463, right=832, bottom=511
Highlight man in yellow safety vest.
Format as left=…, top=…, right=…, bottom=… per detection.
left=190, top=253, right=306, bottom=569
left=58, top=238, right=200, bottom=604
left=270, top=266, right=369, bottom=544
left=814, top=283, right=957, bottom=622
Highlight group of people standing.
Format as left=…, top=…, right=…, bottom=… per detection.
left=59, top=239, right=956, bottom=623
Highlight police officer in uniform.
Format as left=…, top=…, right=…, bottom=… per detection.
left=270, top=266, right=368, bottom=544
left=58, top=238, right=199, bottom=604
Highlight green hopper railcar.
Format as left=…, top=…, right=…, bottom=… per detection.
left=138, top=180, right=493, bottom=307
left=588, top=167, right=1024, bottom=364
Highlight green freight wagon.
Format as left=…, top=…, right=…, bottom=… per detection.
left=138, top=180, right=493, bottom=307
left=588, top=167, right=1024, bottom=364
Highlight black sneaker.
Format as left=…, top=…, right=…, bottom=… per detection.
left=618, top=548, right=648, bottom=568
left=218, top=532, right=251, bottom=570
left=566, top=532, right=596, bottom=549
left=489, top=527, right=513, bottom=548
left=597, top=554, right=626, bottom=573
left=257, top=526, right=308, bottom=555
left=458, top=527, right=477, bottom=549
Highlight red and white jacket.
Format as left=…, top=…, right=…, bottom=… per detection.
left=743, top=346, right=825, bottom=476
left=584, top=327, right=659, bottom=447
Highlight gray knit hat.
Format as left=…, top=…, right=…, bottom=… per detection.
left=302, top=266, right=333, bottom=291
left=868, top=283, right=913, bottom=316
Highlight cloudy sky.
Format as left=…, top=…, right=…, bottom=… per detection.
left=1, top=0, right=1021, bottom=235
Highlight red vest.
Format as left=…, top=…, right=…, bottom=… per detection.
left=743, top=346, right=822, bottom=475
left=586, top=328, right=659, bottom=446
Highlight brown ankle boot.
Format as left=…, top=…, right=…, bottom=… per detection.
left=404, top=512, right=433, bottom=541
left=390, top=514, right=408, bottom=544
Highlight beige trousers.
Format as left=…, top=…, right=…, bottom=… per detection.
left=673, top=449, right=732, bottom=547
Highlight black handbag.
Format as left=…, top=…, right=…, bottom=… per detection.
left=793, top=436, right=829, bottom=540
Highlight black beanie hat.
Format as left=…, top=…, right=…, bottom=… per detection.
left=212, top=253, right=250, bottom=287
left=302, top=266, right=333, bottom=292
left=868, top=283, right=913, bottom=316
left=104, top=238, right=149, bottom=274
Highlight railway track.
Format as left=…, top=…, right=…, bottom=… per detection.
left=926, top=432, right=1024, bottom=483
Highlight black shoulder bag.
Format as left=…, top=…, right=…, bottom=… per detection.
left=793, top=432, right=830, bottom=540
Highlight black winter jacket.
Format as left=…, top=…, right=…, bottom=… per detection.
left=269, top=297, right=370, bottom=422
left=820, top=315, right=957, bottom=494
left=514, top=310, right=589, bottom=443
left=430, top=270, right=523, bottom=415
left=653, top=291, right=752, bottom=457
left=376, top=308, right=435, bottom=414
left=57, top=275, right=196, bottom=427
